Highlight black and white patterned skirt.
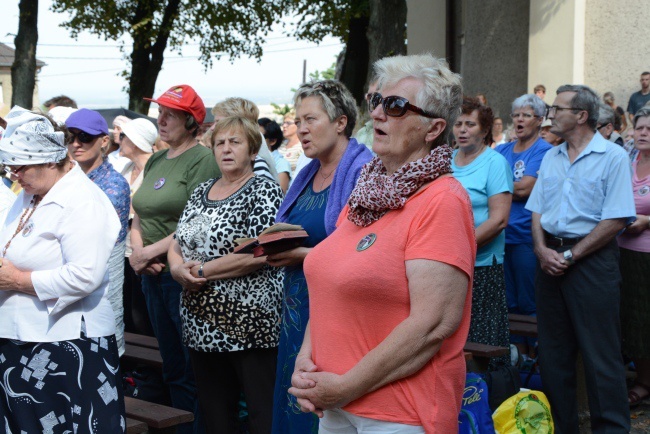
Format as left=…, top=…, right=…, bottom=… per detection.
left=0, top=333, right=125, bottom=433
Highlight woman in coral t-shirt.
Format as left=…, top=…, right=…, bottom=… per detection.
left=288, top=54, right=477, bottom=433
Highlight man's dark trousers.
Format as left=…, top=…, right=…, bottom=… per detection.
left=535, top=240, right=630, bottom=433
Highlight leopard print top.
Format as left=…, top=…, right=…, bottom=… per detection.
left=176, top=176, right=284, bottom=352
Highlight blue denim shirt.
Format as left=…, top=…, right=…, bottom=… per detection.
left=526, top=132, right=635, bottom=237
left=87, top=159, right=130, bottom=243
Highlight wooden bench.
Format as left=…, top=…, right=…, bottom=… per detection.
left=464, top=341, right=509, bottom=372
left=464, top=342, right=509, bottom=359
left=125, top=397, right=194, bottom=434
left=126, top=417, right=148, bottom=434
left=125, top=332, right=159, bottom=350
left=508, top=314, right=538, bottom=338
left=123, top=343, right=163, bottom=370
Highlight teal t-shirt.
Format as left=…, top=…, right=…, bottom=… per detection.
left=132, top=144, right=221, bottom=248
left=452, top=147, right=513, bottom=266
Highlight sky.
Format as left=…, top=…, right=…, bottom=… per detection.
left=2, top=0, right=345, bottom=110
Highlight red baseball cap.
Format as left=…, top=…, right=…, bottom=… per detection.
left=144, top=84, right=206, bottom=124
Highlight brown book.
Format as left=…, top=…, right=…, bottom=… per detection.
left=234, top=223, right=308, bottom=257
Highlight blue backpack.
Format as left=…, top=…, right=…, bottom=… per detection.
left=458, top=373, right=496, bottom=434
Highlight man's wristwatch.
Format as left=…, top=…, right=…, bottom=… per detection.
left=563, top=249, right=575, bottom=265
left=198, top=262, right=204, bottom=278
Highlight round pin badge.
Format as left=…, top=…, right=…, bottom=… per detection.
left=639, top=185, right=649, bottom=196
left=22, top=221, right=34, bottom=237
left=356, top=233, right=377, bottom=252
left=154, top=178, right=166, bottom=190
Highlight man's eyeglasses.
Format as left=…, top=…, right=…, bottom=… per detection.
left=367, top=92, right=438, bottom=118
left=597, top=123, right=610, bottom=131
left=1, top=165, right=27, bottom=176
left=69, top=131, right=99, bottom=144
left=546, top=105, right=587, bottom=117
left=510, top=112, right=538, bottom=120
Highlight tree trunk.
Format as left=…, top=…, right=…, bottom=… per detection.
left=128, top=42, right=163, bottom=114
left=128, top=0, right=180, bottom=114
left=336, top=14, right=370, bottom=106
left=11, top=0, right=39, bottom=109
left=366, top=0, right=407, bottom=83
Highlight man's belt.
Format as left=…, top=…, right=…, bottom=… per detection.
left=544, top=232, right=585, bottom=247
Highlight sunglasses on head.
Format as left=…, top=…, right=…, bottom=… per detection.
left=367, top=92, right=438, bottom=118
left=70, top=131, right=99, bottom=144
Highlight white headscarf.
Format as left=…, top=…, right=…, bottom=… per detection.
left=0, top=106, right=67, bottom=165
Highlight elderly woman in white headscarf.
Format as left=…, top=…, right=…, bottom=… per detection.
left=120, top=118, right=157, bottom=336
left=0, top=106, right=124, bottom=432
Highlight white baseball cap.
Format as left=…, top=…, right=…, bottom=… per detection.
left=120, top=118, right=157, bottom=153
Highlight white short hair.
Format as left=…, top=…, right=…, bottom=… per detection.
left=373, top=53, right=462, bottom=148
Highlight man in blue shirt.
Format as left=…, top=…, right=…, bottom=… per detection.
left=627, top=72, right=650, bottom=124
left=526, top=85, right=635, bottom=434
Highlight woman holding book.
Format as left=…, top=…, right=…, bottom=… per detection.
left=168, top=116, right=284, bottom=433
left=268, top=80, right=372, bottom=433
left=288, top=54, right=476, bottom=432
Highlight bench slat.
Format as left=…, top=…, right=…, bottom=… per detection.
left=508, top=314, right=537, bottom=324
left=463, top=342, right=509, bottom=358
left=123, top=344, right=163, bottom=369
left=125, top=332, right=160, bottom=350
left=126, top=417, right=148, bottom=434
left=125, top=397, right=194, bottom=429
left=509, top=321, right=538, bottom=338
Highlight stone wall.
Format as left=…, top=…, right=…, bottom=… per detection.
left=584, top=0, right=650, bottom=124
left=459, top=0, right=530, bottom=120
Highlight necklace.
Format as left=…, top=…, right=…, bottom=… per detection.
left=3, top=196, right=41, bottom=257
left=318, top=166, right=335, bottom=190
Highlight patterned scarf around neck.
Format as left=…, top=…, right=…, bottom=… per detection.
left=347, top=144, right=453, bottom=227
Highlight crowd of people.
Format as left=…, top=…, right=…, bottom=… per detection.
left=0, top=56, right=648, bottom=433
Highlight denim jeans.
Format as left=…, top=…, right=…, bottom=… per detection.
left=141, top=272, right=204, bottom=434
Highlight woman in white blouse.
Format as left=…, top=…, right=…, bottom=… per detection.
left=0, top=107, right=124, bottom=432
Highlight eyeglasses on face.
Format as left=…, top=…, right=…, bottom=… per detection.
left=546, top=105, right=587, bottom=117
left=510, top=112, right=538, bottom=120
left=282, top=121, right=295, bottom=126
left=69, top=131, right=100, bottom=144
left=367, top=92, right=438, bottom=118
left=597, top=123, right=610, bottom=131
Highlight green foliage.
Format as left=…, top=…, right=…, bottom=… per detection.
left=271, top=102, right=293, bottom=116
left=286, top=0, right=369, bottom=43
left=308, top=61, right=336, bottom=81
left=50, top=0, right=286, bottom=69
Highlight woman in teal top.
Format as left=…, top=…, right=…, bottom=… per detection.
left=452, top=96, right=514, bottom=369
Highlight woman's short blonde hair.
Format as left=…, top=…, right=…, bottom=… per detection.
left=293, top=80, right=358, bottom=138
left=211, top=98, right=259, bottom=123
left=210, top=116, right=262, bottom=155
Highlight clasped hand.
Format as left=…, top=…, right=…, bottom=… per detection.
left=537, top=246, right=568, bottom=276
left=170, top=260, right=207, bottom=292
left=288, top=355, right=354, bottom=418
left=130, top=247, right=165, bottom=275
